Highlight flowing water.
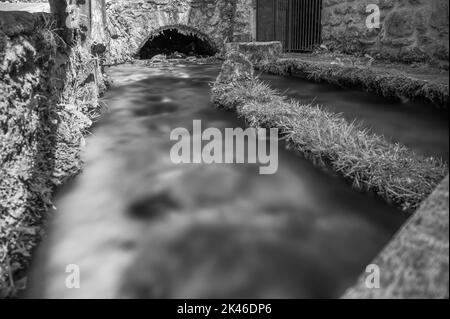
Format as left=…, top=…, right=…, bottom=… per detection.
left=259, top=72, right=449, bottom=162
left=31, top=61, right=412, bottom=298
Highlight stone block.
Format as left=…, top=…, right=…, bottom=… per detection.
left=385, top=10, right=416, bottom=38
left=225, top=41, right=282, bottom=65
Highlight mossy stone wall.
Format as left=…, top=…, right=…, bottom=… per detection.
left=105, top=0, right=253, bottom=64
left=0, top=10, right=105, bottom=298
left=322, top=0, right=449, bottom=63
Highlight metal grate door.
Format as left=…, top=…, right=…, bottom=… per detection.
left=256, top=0, right=322, bottom=52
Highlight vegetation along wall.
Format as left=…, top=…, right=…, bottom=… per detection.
left=0, top=5, right=107, bottom=297
left=105, top=0, right=253, bottom=64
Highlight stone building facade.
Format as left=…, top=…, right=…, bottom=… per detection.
left=321, top=0, right=449, bottom=62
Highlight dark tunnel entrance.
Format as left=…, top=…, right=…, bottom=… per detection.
left=139, top=28, right=217, bottom=59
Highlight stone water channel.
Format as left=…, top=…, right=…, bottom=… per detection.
left=33, top=60, right=430, bottom=298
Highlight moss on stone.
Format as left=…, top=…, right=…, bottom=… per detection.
left=343, top=175, right=449, bottom=299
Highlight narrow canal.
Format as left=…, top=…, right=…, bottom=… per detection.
left=33, top=61, right=412, bottom=298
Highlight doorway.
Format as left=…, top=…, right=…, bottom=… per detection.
left=256, top=0, right=322, bottom=52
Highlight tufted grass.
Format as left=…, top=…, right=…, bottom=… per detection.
left=0, top=20, right=104, bottom=298
left=212, top=74, right=448, bottom=213
left=256, top=58, right=449, bottom=109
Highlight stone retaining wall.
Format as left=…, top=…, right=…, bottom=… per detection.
left=225, top=41, right=282, bottom=64
left=224, top=41, right=449, bottom=108
left=0, top=10, right=105, bottom=298
left=322, top=0, right=449, bottom=63
left=344, top=175, right=449, bottom=299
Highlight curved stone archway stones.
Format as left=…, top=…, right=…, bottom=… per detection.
left=105, top=0, right=252, bottom=64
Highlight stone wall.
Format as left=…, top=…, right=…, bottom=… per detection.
left=105, top=0, right=253, bottom=64
left=0, top=10, right=106, bottom=298
left=344, top=175, right=449, bottom=299
left=322, top=0, right=449, bottom=63
left=225, top=41, right=283, bottom=64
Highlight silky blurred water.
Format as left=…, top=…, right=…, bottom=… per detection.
left=32, top=61, right=410, bottom=298
left=259, top=72, right=449, bottom=162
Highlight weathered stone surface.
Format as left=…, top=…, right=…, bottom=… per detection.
left=343, top=175, right=449, bottom=299
left=385, top=10, right=415, bottom=38
left=90, top=0, right=108, bottom=46
left=0, top=10, right=41, bottom=36
left=0, top=10, right=106, bottom=298
left=105, top=0, right=252, bottom=64
left=321, top=0, right=449, bottom=63
left=225, top=41, right=282, bottom=65
left=216, top=51, right=254, bottom=84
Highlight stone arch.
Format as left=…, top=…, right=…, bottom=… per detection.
left=136, top=24, right=219, bottom=58
left=99, top=0, right=253, bottom=64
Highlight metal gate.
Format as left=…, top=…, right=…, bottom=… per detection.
left=256, top=0, right=322, bottom=52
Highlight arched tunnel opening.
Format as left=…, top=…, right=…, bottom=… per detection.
left=139, top=28, right=217, bottom=59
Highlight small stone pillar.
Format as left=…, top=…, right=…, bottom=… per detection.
left=251, top=0, right=257, bottom=41
left=90, top=0, right=107, bottom=44
left=48, top=0, right=107, bottom=48
left=216, top=52, right=254, bottom=84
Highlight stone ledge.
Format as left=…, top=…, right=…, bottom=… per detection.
left=0, top=17, right=106, bottom=298
left=0, top=10, right=51, bottom=37
left=225, top=41, right=282, bottom=64
left=255, top=56, right=449, bottom=109
left=343, top=175, right=449, bottom=299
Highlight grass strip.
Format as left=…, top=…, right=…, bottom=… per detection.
left=212, top=53, right=448, bottom=213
